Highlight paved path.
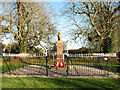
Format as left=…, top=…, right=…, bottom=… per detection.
left=2, top=65, right=120, bottom=78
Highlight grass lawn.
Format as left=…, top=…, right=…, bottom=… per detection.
left=2, top=77, right=120, bottom=88
left=116, top=62, right=120, bottom=75
left=2, top=62, right=29, bottom=73
left=1, top=61, right=55, bottom=73
left=1, top=57, right=120, bottom=89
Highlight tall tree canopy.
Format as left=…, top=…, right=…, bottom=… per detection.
left=1, top=1, right=57, bottom=53
left=63, top=1, right=120, bottom=53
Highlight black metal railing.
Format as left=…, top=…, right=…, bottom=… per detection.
left=2, top=54, right=48, bottom=76
left=2, top=53, right=117, bottom=77
left=65, top=53, right=117, bottom=76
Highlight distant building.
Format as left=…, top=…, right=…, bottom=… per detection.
left=39, top=49, right=46, bottom=55
left=68, top=47, right=88, bottom=54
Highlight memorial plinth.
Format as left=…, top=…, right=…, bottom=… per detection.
left=54, top=32, right=66, bottom=68
left=56, top=41, right=64, bottom=62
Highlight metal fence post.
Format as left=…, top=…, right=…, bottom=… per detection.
left=9, top=56, right=11, bottom=74
left=46, top=56, right=48, bottom=76
left=66, top=55, right=69, bottom=75
left=19, top=57, right=20, bottom=68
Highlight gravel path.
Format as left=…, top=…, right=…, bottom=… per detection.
left=2, top=65, right=120, bottom=78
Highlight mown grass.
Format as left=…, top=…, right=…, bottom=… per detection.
left=1, top=60, right=55, bottom=73
left=2, top=77, right=120, bottom=88
left=2, top=62, right=28, bottom=73
left=116, top=62, right=120, bottom=75
left=1, top=57, right=120, bottom=89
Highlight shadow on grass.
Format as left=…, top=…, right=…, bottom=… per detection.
left=116, top=66, right=120, bottom=75
left=34, top=78, right=120, bottom=88
left=2, top=77, right=120, bottom=88
left=77, top=78, right=120, bottom=88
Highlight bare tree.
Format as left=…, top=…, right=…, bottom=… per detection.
left=1, top=1, right=57, bottom=53
left=63, top=1, right=120, bottom=52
